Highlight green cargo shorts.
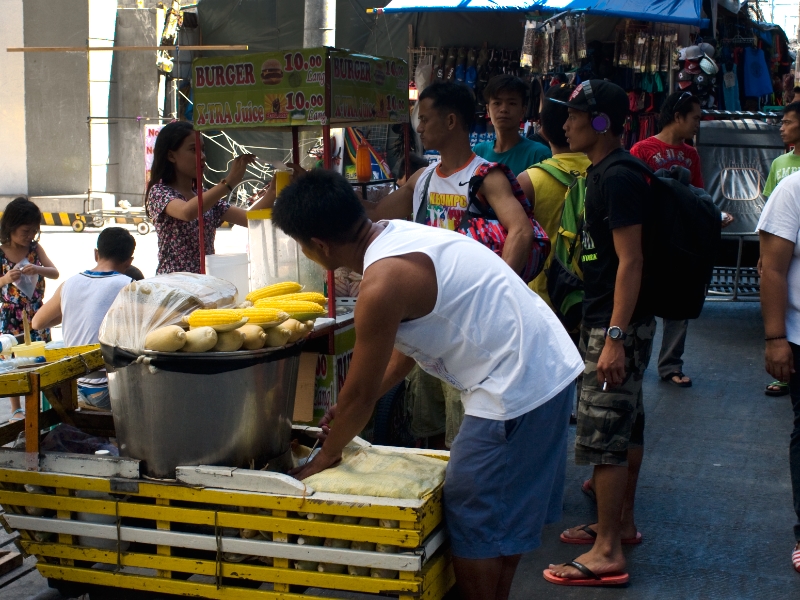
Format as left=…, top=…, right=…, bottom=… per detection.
left=574, top=317, right=656, bottom=466
left=405, top=365, right=464, bottom=448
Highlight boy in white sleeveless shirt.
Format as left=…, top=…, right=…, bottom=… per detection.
left=32, top=228, right=135, bottom=409
left=277, top=170, right=582, bottom=600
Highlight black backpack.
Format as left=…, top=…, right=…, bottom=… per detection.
left=600, top=154, right=721, bottom=320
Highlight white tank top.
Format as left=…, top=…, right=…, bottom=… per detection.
left=413, top=153, right=488, bottom=230
left=62, top=271, right=131, bottom=386
left=363, top=220, right=583, bottom=421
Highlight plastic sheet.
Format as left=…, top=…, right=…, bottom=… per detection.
left=98, top=273, right=237, bottom=353
left=302, top=446, right=446, bottom=499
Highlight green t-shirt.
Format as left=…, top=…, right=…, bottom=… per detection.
left=473, top=136, right=551, bottom=177
left=764, top=151, right=800, bottom=198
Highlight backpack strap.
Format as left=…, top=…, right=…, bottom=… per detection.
left=414, top=167, right=437, bottom=224
left=529, top=161, right=578, bottom=188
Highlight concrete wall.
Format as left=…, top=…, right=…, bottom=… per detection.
left=0, top=0, right=27, bottom=196
left=23, top=0, right=90, bottom=197
left=108, top=9, right=160, bottom=206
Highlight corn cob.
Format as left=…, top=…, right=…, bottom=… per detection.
left=185, top=309, right=248, bottom=332
left=256, top=292, right=327, bottom=307
left=253, top=299, right=326, bottom=321
left=246, top=281, right=302, bottom=303
left=235, top=307, right=290, bottom=328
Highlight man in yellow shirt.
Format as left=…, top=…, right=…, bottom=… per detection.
left=517, top=84, right=591, bottom=312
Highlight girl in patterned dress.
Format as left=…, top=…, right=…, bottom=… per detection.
left=146, top=121, right=280, bottom=274
left=0, top=198, right=59, bottom=421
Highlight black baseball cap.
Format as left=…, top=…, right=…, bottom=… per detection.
left=549, top=79, right=629, bottom=131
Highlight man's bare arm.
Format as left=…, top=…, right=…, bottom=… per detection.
left=481, top=169, right=534, bottom=274
left=361, top=169, right=424, bottom=222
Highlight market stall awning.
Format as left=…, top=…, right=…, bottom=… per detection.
left=367, top=0, right=709, bottom=27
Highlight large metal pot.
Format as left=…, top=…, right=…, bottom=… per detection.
left=103, top=344, right=301, bottom=478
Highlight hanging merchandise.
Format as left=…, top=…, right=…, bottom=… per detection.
left=444, top=47, right=457, bottom=81
left=723, top=63, right=742, bottom=111
left=521, top=20, right=536, bottom=69
left=576, top=15, right=586, bottom=60
left=648, top=36, right=659, bottom=73
left=465, top=48, right=478, bottom=89
left=743, top=46, right=773, bottom=98
left=634, top=32, right=647, bottom=73
left=433, top=47, right=446, bottom=80
left=455, top=47, right=468, bottom=83
left=559, top=19, right=571, bottom=65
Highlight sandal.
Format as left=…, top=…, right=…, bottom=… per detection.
left=662, top=371, right=692, bottom=388
left=766, top=381, right=790, bottom=397
left=8, top=408, right=24, bottom=423
left=543, top=560, right=630, bottom=587
left=581, top=479, right=596, bottom=502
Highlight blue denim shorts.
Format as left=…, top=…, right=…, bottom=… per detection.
left=77, top=385, right=111, bottom=410
left=443, top=383, right=573, bottom=559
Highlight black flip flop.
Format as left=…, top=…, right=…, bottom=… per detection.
left=765, top=381, right=790, bottom=397
left=662, top=371, right=692, bottom=388
left=543, top=560, right=630, bottom=586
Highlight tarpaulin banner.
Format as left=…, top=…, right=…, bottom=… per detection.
left=330, top=50, right=409, bottom=123
left=193, top=49, right=329, bottom=130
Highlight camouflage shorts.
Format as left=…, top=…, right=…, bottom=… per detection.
left=574, top=317, right=656, bottom=466
left=406, top=365, right=465, bottom=448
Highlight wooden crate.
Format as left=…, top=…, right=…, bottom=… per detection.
left=0, top=453, right=453, bottom=599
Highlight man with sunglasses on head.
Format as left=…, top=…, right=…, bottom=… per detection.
left=543, top=80, right=655, bottom=587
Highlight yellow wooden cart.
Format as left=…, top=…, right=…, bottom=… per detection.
left=0, top=347, right=454, bottom=599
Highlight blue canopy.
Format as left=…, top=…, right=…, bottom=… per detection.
left=368, top=0, right=709, bottom=27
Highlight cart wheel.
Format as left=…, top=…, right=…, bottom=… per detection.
left=136, top=221, right=151, bottom=235
left=71, top=219, right=85, bottom=233
left=92, top=216, right=105, bottom=227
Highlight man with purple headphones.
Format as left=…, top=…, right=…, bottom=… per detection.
left=543, top=80, right=655, bottom=587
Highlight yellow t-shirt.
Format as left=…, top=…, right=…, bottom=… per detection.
left=526, top=153, right=591, bottom=310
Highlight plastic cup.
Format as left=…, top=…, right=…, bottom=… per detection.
left=274, top=170, right=291, bottom=197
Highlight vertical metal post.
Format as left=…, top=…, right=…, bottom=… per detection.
left=292, top=127, right=300, bottom=164
left=403, top=122, right=411, bottom=183
left=195, top=130, right=205, bottom=274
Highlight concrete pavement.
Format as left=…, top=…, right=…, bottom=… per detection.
left=2, top=300, right=795, bottom=599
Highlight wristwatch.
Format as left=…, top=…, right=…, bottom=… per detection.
left=605, top=326, right=627, bottom=341
left=220, top=178, right=233, bottom=191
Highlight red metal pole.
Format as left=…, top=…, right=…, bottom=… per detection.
left=403, top=122, right=410, bottom=183
left=195, top=130, right=205, bottom=274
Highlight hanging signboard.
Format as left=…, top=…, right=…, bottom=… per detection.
left=192, top=48, right=408, bottom=130
left=193, top=48, right=328, bottom=130
left=143, top=123, right=164, bottom=185
left=330, top=50, right=409, bottom=123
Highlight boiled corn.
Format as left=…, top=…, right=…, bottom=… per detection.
left=185, top=309, right=248, bottom=332
left=235, top=307, right=290, bottom=327
left=256, top=292, right=327, bottom=307
left=253, top=299, right=325, bottom=321
left=246, top=281, right=302, bottom=302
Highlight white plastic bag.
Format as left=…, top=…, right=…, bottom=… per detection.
left=99, top=273, right=237, bottom=353
left=12, top=258, right=38, bottom=299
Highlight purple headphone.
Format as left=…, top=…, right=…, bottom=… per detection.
left=581, top=81, right=611, bottom=134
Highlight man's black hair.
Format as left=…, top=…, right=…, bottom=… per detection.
left=483, top=74, right=528, bottom=104
left=396, top=153, right=429, bottom=180
left=540, top=84, right=575, bottom=148
left=784, top=101, right=800, bottom=118
left=418, top=81, right=476, bottom=131
left=658, top=91, right=702, bottom=130
left=273, top=170, right=366, bottom=244
left=124, top=265, right=144, bottom=281
left=97, top=227, right=135, bottom=263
